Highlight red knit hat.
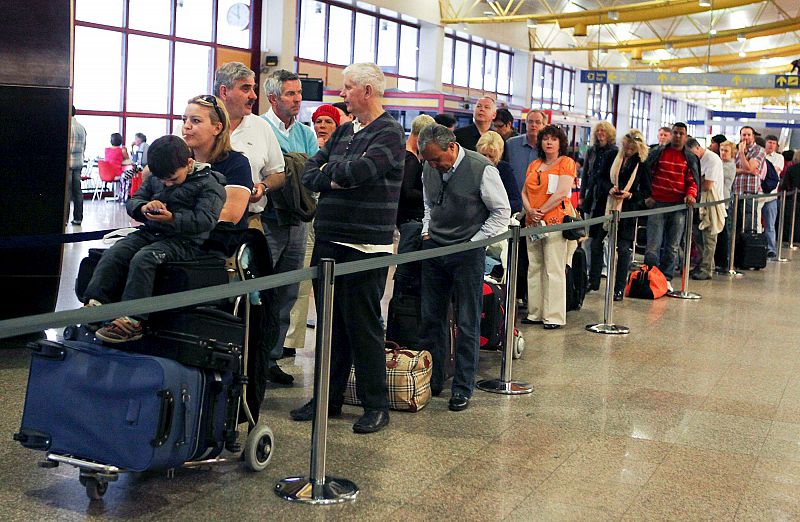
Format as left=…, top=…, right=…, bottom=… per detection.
left=312, top=104, right=340, bottom=126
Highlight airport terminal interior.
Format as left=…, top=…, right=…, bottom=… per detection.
left=2, top=0, right=800, bottom=519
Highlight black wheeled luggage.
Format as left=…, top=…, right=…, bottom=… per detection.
left=735, top=198, right=768, bottom=270
left=66, top=307, right=244, bottom=373
left=566, top=247, right=588, bottom=311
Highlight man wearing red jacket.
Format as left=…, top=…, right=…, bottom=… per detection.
left=643, top=122, right=700, bottom=282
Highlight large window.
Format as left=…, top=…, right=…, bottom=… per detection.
left=73, top=0, right=253, bottom=159
left=297, top=0, right=420, bottom=90
left=531, top=58, right=575, bottom=111
left=630, top=88, right=652, bottom=141
left=687, top=103, right=699, bottom=137
left=661, top=97, right=678, bottom=128
left=588, top=83, right=615, bottom=122
left=442, top=30, right=512, bottom=95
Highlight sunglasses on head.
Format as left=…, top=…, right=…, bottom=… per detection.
left=626, top=133, right=643, bottom=142
left=196, top=95, right=225, bottom=124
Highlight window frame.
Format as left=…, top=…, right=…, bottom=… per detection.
left=530, top=58, right=575, bottom=111
left=73, top=0, right=257, bottom=141
left=443, top=31, right=513, bottom=96
left=296, top=0, right=420, bottom=89
left=630, top=88, right=652, bottom=142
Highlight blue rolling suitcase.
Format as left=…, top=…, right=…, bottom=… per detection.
left=14, top=339, right=222, bottom=472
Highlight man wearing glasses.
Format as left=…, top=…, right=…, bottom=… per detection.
left=418, top=123, right=511, bottom=412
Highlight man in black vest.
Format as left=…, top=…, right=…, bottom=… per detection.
left=418, top=124, right=511, bottom=412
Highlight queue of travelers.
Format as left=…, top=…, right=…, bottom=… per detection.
left=73, top=58, right=797, bottom=437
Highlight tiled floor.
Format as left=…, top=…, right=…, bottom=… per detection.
left=3, top=200, right=800, bottom=520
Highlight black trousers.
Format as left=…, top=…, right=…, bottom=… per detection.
left=84, top=230, right=201, bottom=311
left=311, top=240, right=389, bottom=412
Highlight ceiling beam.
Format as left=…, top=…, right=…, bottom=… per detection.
left=614, top=42, right=800, bottom=69
left=440, top=0, right=763, bottom=28
left=529, top=17, right=800, bottom=52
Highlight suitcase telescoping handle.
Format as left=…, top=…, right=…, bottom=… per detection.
left=151, top=390, right=174, bottom=448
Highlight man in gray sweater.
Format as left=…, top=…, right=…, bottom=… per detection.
left=418, top=124, right=511, bottom=412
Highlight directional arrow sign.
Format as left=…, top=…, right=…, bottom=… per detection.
left=775, top=75, right=800, bottom=88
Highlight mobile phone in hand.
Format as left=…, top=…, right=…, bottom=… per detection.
left=145, top=208, right=162, bottom=215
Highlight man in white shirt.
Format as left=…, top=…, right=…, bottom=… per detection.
left=763, top=134, right=784, bottom=257
left=214, top=62, right=294, bottom=388
left=688, top=138, right=726, bottom=280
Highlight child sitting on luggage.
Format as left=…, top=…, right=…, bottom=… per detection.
left=85, top=135, right=226, bottom=343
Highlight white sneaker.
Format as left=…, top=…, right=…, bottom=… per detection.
left=666, top=281, right=674, bottom=292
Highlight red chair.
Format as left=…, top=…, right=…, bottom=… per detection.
left=97, top=160, right=122, bottom=201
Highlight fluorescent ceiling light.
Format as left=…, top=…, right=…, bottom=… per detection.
left=699, top=0, right=711, bottom=7
left=739, top=50, right=746, bottom=57
left=709, top=28, right=717, bottom=35
left=737, top=33, right=746, bottom=42
left=608, top=11, right=619, bottom=20
left=665, top=42, right=673, bottom=51
left=527, top=19, right=537, bottom=28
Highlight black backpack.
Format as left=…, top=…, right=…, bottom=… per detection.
left=761, top=159, right=780, bottom=193
left=566, top=247, right=588, bottom=311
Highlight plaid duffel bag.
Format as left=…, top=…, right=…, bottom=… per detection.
left=344, top=341, right=432, bottom=412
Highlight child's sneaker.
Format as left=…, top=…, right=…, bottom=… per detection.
left=96, top=317, right=143, bottom=343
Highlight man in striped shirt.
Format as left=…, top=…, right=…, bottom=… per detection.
left=732, top=126, right=766, bottom=233
left=643, top=122, right=700, bottom=282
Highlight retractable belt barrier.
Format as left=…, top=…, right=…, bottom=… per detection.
left=2, top=199, right=749, bottom=340
left=2, top=194, right=768, bottom=507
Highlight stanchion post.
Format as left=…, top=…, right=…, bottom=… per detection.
left=790, top=190, right=798, bottom=251
left=668, top=205, right=701, bottom=299
left=275, top=259, right=359, bottom=505
left=723, top=194, right=742, bottom=277
left=774, top=191, right=789, bottom=262
left=478, top=224, right=533, bottom=394
left=586, top=210, right=629, bottom=334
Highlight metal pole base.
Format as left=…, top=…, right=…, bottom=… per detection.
left=769, top=257, right=789, bottom=263
left=585, top=323, right=630, bottom=335
left=275, top=476, right=359, bottom=505
left=667, top=291, right=702, bottom=299
left=476, top=379, right=533, bottom=395
left=790, top=246, right=799, bottom=251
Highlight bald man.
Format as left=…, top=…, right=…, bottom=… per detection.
left=454, top=96, right=496, bottom=151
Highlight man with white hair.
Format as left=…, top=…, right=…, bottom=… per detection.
left=687, top=138, right=726, bottom=280
left=293, top=62, right=406, bottom=434
left=454, top=96, right=496, bottom=152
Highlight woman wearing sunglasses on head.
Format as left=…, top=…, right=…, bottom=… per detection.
left=600, top=129, right=651, bottom=301
left=182, top=95, right=253, bottom=228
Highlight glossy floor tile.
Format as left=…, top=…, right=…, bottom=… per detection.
left=3, top=202, right=800, bottom=520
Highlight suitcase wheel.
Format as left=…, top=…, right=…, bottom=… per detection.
left=513, top=331, right=524, bottom=360
left=63, top=325, right=78, bottom=341
left=80, top=476, right=108, bottom=500
left=244, top=424, right=274, bottom=472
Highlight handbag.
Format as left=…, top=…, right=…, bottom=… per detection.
left=562, top=215, right=586, bottom=241
left=625, top=264, right=668, bottom=299
left=343, top=341, right=432, bottom=412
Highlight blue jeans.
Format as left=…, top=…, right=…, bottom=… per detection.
left=419, top=241, right=485, bottom=398
left=261, top=217, right=308, bottom=365
left=762, top=199, right=778, bottom=254
left=644, top=201, right=686, bottom=280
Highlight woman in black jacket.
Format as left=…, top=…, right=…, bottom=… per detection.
left=580, top=121, right=618, bottom=290
left=599, top=129, right=651, bottom=301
